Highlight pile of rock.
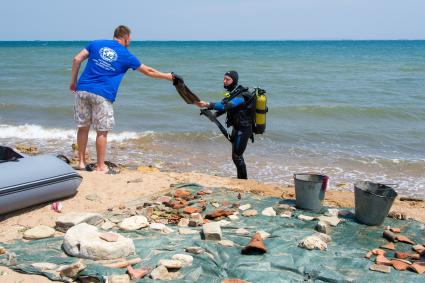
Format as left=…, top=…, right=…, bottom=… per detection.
left=365, top=226, right=425, bottom=274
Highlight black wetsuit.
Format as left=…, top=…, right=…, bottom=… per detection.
left=209, top=85, right=254, bottom=179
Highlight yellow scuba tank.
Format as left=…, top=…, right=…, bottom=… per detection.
left=254, top=88, right=267, bottom=134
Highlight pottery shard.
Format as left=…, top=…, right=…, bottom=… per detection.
left=409, top=263, right=425, bottom=274
left=372, top=249, right=386, bottom=256
left=174, top=189, right=191, bottom=198
left=202, top=222, right=222, bottom=241
left=394, top=251, right=420, bottom=260
left=63, top=223, right=135, bottom=260
left=23, top=225, right=55, bottom=240
left=127, top=265, right=150, bottom=280
left=412, top=244, right=425, bottom=254
left=205, top=209, right=234, bottom=219
left=183, top=207, right=201, bottom=214
left=0, top=246, right=5, bottom=255
left=99, top=232, right=119, bottom=242
left=375, top=255, right=392, bottom=266
left=383, top=230, right=396, bottom=242
left=236, top=228, right=249, bottom=235
left=395, top=235, right=415, bottom=245
left=118, top=216, right=149, bottom=231
left=365, top=251, right=373, bottom=259
left=380, top=242, right=395, bottom=250
left=56, top=212, right=104, bottom=232
left=390, top=259, right=410, bottom=271
left=389, top=227, right=400, bottom=233
left=369, top=264, right=391, bottom=273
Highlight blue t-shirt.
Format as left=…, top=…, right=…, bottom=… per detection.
left=76, top=40, right=141, bottom=102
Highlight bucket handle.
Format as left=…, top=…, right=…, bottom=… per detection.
left=380, top=183, right=399, bottom=188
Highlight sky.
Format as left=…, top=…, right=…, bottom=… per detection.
left=1, top=0, right=425, bottom=40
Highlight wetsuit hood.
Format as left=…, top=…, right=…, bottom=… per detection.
left=224, top=70, right=239, bottom=92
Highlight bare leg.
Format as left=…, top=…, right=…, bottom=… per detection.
left=77, top=126, right=90, bottom=169
left=96, top=131, right=108, bottom=172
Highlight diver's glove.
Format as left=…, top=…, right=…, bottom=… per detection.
left=171, top=72, right=183, bottom=86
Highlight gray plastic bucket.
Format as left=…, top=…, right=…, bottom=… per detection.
left=354, top=181, right=398, bottom=226
left=294, top=173, right=329, bottom=211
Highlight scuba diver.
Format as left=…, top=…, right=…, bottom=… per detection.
left=195, top=71, right=254, bottom=179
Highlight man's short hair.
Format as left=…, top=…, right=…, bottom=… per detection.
left=114, top=25, right=131, bottom=39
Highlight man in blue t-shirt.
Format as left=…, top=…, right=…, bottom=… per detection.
left=70, top=25, right=173, bottom=174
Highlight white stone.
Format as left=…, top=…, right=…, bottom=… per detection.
left=317, top=216, right=341, bottom=227
left=118, top=216, right=148, bottom=231
left=298, top=215, right=315, bottom=221
left=23, top=225, right=55, bottom=240
left=217, top=220, right=231, bottom=227
left=242, top=209, right=257, bottom=217
left=31, top=262, right=58, bottom=270
left=256, top=230, right=271, bottom=240
left=189, top=213, right=203, bottom=227
left=202, top=222, right=222, bottom=241
left=162, top=227, right=174, bottom=234
left=235, top=228, right=249, bottom=235
left=58, top=260, right=86, bottom=278
left=150, top=265, right=169, bottom=280
left=315, top=221, right=331, bottom=234
left=239, top=204, right=251, bottom=211
left=63, top=223, right=135, bottom=260
left=177, top=218, right=189, bottom=227
left=326, top=208, right=340, bottom=217
left=185, top=247, right=205, bottom=254
left=280, top=211, right=292, bottom=218
left=157, top=259, right=183, bottom=269
left=211, top=202, right=220, bottom=208
left=56, top=212, right=104, bottom=232
left=313, top=232, right=332, bottom=243
left=298, top=236, right=327, bottom=251
left=261, top=207, right=276, bottom=217
left=110, top=274, right=131, bottom=283
left=178, top=228, right=199, bottom=235
left=228, top=215, right=239, bottom=221
left=172, top=254, right=193, bottom=266
left=219, top=240, right=235, bottom=247
left=150, top=223, right=166, bottom=231
left=101, top=221, right=115, bottom=230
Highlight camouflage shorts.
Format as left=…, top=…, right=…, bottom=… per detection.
left=74, top=91, right=115, bottom=131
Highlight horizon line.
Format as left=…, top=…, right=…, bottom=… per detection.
left=1, top=39, right=425, bottom=42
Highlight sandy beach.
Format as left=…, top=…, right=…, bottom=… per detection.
left=0, top=168, right=424, bottom=282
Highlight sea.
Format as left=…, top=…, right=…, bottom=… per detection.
left=1, top=40, right=424, bottom=197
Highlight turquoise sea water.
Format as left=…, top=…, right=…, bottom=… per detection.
left=1, top=41, right=425, bottom=197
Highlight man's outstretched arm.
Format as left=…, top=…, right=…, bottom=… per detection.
left=70, top=49, right=89, bottom=92
left=138, top=64, right=173, bottom=81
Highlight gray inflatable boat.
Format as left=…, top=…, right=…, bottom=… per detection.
left=0, top=146, right=82, bottom=215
